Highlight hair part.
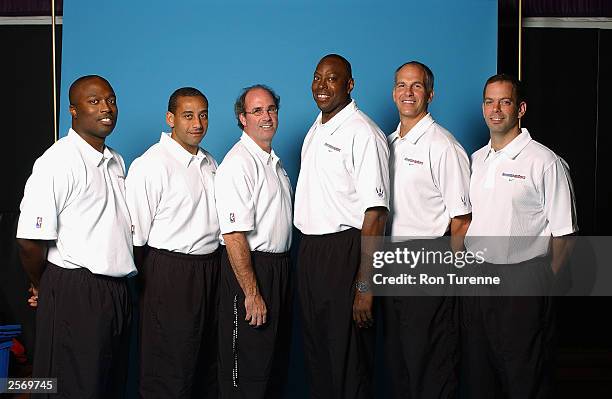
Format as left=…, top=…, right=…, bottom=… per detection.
left=68, top=75, right=112, bottom=105
left=234, top=84, right=281, bottom=130
left=168, top=87, right=208, bottom=114
left=483, top=73, right=525, bottom=104
left=395, top=61, right=434, bottom=93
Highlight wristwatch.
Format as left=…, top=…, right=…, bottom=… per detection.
left=355, top=281, right=370, bottom=293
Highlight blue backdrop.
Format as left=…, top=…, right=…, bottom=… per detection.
left=60, top=0, right=497, bottom=183
left=59, top=1, right=497, bottom=396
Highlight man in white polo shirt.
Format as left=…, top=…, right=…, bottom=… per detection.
left=125, top=87, right=220, bottom=398
left=462, top=74, right=577, bottom=398
left=385, top=61, right=471, bottom=399
left=294, top=54, right=390, bottom=398
left=214, top=85, right=292, bottom=398
left=16, top=75, right=135, bottom=398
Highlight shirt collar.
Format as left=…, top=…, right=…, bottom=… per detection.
left=68, top=128, right=113, bottom=166
left=315, top=99, right=359, bottom=136
left=388, top=113, right=435, bottom=145
left=160, top=132, right=207, bottom=167
left=240, top=132, right=278, bottom=166
left=484, top=128, right=532, bottom=161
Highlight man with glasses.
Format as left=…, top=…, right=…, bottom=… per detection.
left=215, top=85, right=293, bottom=399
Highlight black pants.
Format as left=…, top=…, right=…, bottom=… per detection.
left=383, top=296, right=458, bottom=399
left=138, top=248, right=220, bottom=399
left=459, top=260, right=556, bottom=399
left=218, top=248, right=292, bottom=399
left=33, top=262, right=132, bottom=399
left=382, top=239, right=459, bottom=399
left=298, top=228, right=375, bottom=399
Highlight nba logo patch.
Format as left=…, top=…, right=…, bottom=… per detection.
left=36, top=217, right=43, bottom=228
left=229, top=213, right=235, bottom=223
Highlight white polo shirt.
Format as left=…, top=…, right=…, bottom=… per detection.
left=388, top=114, right=471, bottom=238
left=17, top=128, right=137, bottom=277
left=215, top=132, right=292, bottom=253
left=465, top=128, right=578, bottom=263
left=125, top=132, right=220, bottom=255
left=294, top=100, right=390, bottom=235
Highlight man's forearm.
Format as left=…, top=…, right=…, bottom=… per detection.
left=16, top=238, right=48, bottom=287
left=357, top=207, right=388, bottom=282
left=551, top=235, right=576, bottom=274
left=450, top=213, right=472, bottom=252
left=223, top=232, right=258, bottom=296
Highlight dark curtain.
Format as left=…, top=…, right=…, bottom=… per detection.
left=0, top=0, right=63, bottom=16
left=524, top=0, right=612, bottom=17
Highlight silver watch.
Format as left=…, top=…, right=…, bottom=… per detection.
left=355, top=281, right=370, bottom=293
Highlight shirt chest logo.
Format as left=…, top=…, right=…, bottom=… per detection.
left=229, top=213, right=236, bottom=223
left=501, top=172, right=526, bottom=181
left=404, top=157, right=423, bottom=166
left=324, top=142, right=341, bottom=152
left=376, top=187, right=385, bottom=198
left=36, top=217, right=43, bottom=229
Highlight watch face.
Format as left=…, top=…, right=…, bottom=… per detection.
left=356, top=281, right=369, bottom=293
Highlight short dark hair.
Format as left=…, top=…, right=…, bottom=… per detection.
left=69, top=75, right=112, bottom=105
left=483, top=73, right=525, bottom=104
left=168, top=87, right=208, bottom=114
left=320, top=53, right=353, bottom=79
left=234, top=84, right=280, bottom=130
left=395, top=61, right=434, bottom=93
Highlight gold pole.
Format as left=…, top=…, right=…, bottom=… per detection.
left=51, top=0, right=58, bottom=142
left=518, top=0, right=522, bottom=80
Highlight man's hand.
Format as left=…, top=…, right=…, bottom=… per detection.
left=223, top=231, right=266, bottom=328
left=27, top=284, right=38, bottom=308
left=245, top=293, right=267, bottom=327
left=353, top=291, right=373, bottom=328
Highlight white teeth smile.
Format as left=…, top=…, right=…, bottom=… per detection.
left=402, top=100, right=415, bottom=104
left=262, top=124, right=272, bottom=128
left=317, top=94, right=330, bottom=99
left=101, top=118, right=111, bottom=122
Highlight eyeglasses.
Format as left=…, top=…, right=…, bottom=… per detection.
left=243, top=106, right=278, bottom=117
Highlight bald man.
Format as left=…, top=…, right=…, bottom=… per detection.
left=17, top=75, right=135, bottom=398
left=294, top=54, right=390, bottom=398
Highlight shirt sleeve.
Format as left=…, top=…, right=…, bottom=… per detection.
left=215, top=157, right=256, bottom=234
left=16, top=154, right=72, bottom=240
left=353, top=129, right=390, bottom=214
left=433, top=140, right=472, bottom=218
left=543, top=157, right=578, bottom=237
left=125, top=158, right=162, bottom=246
